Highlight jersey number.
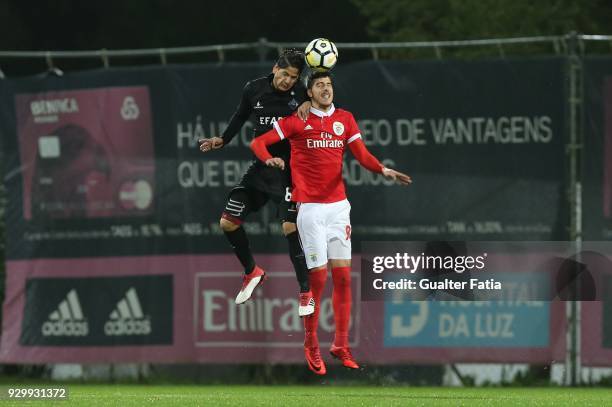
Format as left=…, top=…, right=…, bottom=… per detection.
left=345, top=225, right=352, bottom=241
left=284, top=187, right=292, bottom=202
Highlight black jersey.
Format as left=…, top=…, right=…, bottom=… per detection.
left=221, top=73, right=307, bottom=162
left=221, top=73, right=307, bottom=196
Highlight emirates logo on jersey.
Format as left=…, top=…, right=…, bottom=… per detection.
left=306, top=132, right=344, bottom=149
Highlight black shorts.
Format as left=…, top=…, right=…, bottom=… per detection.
left=221, top=160, right=296, bottom=225
left=221, top=185, right=297, bottom=225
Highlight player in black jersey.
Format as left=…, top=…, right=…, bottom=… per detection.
left=199, top=49, right=315, bottom=316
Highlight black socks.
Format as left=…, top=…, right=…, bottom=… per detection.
left=286, top=231, right=310, bottom=292
left=224, top=227, right=256, bottom=274
left=225, top=226, right=310, bottom=291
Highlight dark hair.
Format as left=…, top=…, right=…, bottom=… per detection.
left=307, top=71, right=333, bottom=89
left=276, top=49, right=305, bottom=73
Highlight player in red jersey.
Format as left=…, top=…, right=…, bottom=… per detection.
left=251, top=71, right=411, bottom=375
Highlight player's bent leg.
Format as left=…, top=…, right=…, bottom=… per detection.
left=283, top=222, right=309, bottom=294
left=282, top=202, right=310, bottom=295
left=303, top=265, right=328, bottom=375
left=219, top=217, right=239, bottom=232
left=220, top=216, right=257, bottom=274
left=221, top=216, right=267, bottom=305
left=221, top=187, right=269, bottom=305
left=328, top=258, right=359, bottom=369
left=281, top=221, right=297, bottom=235
left=282, top=221, right=313, bottom=316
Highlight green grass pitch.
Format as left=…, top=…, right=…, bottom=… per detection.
left=2, top=385, right=611, bottom=406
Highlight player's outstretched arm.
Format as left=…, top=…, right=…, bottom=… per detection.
left=250, top=130, right=285, bottom=170
left=218, top=82, right=253, bottom=148
left=382, top=168, right=412, bottom=185
left=348, top=138, right=412, bottom=185
left=199, top=137, right=224, bottom=152
left=348, top=137, right=384, bottom=173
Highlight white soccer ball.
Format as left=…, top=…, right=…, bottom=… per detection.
left=304, top=38, right=338, bottom=72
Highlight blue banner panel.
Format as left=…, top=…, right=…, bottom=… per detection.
left=384, top=300, right=549, bottom=348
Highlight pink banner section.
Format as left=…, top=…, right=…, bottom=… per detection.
left=581, top=302, right=612, bottom=366
left=1, top=255, right=565, bottom=364
left=16, top=87, right=155, bottom=220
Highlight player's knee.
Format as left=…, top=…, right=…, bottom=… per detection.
left=330, top=259, right=351, bottom=269
left=282, top=222, right=297, bottom=236
left=219, top=217, right=239, bottom=232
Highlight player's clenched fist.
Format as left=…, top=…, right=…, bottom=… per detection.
left=265, top=157, right=285, bottom=170
left=199, top=137, right=224, bottom=152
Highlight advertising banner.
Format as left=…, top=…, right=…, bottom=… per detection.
left=0, top=58, right=569, bottom=362
left=0, top=59, right=567, bottom=262
left=20, top=275, right=172, bottom=346
left=384, top=301, right=550, bottom=348
left=578, top=56, right=612, bottom=366
left=583, top=57, right=612, bottom=240
left=1, top=254, right=565, bottom=364
left=16, top=87, right=154, bottom=221
left=581, top=276, right=612, bottom=366
left=194, top=271, right=359, bottom=349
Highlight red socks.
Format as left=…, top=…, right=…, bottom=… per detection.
left=303, top=266, right=352, bottom=348
left=331, top=266, right=351, bottom=348
left=303, top=267, right=327, bottom=348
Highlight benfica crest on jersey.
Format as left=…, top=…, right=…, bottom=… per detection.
left=333, top=121, right=345, bottom=136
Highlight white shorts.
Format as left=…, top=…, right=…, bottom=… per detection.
left=296, top=199, right=352, bottom=269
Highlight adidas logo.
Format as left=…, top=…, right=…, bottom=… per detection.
left=41, top=289, right=89, bottom=337
left=304, top=124, right=313, bottom=130
left=104, top=287, right=151, bottom=336
left=254, top=101, right=263, bottom=109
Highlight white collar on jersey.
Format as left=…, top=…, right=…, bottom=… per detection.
left=309, top=104, right=336, bottom=117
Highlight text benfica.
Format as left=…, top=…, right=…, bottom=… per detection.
left=307, top=138, right=344, bottom=148
left=373, top=278, right=502, bottom=290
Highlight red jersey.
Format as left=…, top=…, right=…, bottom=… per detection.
left=273, top=104, right=362, bottom=203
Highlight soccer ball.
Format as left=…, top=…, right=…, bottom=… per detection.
left=304, top=38, right=338, bottom=72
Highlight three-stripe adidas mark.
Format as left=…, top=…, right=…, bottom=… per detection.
left=42, top=289, right=89, bottom=337
left=104, top=287, right=151, bottom=336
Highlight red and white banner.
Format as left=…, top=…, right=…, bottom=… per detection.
left=1, top=254, right=565, bottom=364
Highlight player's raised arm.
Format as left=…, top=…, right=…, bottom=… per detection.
left=250, top=129, right=286, bottom=170
left=221, top=82, right=254, bottom=146
left=199, top=82, right=253, bottom=153
left=348, top=137, right=412, bottom=185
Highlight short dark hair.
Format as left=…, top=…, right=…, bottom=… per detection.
left=276, top=49, right=305, bottom=73
left=307, top=71, right=333, bottom=89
